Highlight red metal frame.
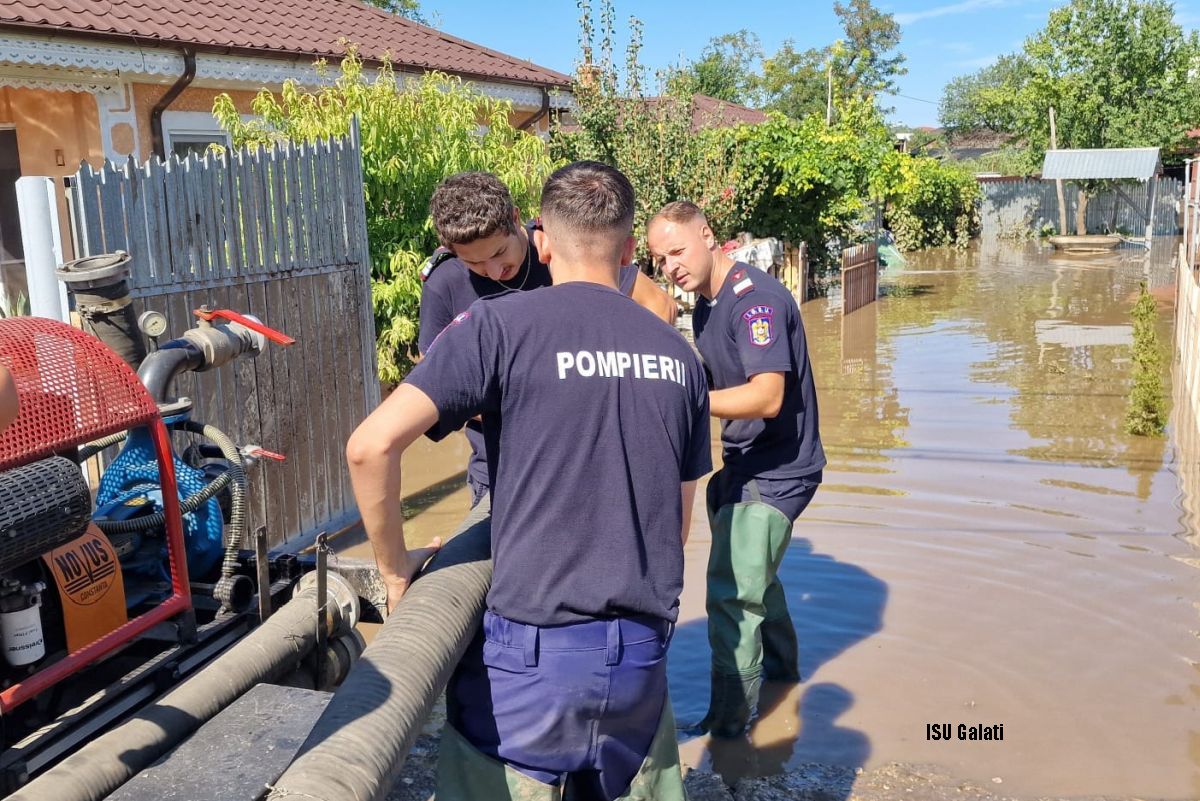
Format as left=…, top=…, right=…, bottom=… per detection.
left=0, top=317, right=191, bottom=714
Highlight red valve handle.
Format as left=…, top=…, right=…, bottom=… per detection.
left=193, top=308, right=295, bottom=346
left=244, top=447, right=286, bottom=462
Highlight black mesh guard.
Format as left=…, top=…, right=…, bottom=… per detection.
left=0, top=456, right=91, bottom=575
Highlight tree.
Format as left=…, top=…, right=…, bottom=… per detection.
left=834, top=0, right=906, bottom=100
left=758, top=0, right=906, bottom=119
left=1016, top=0, right=1200, bottom=161
left=669, top=30, right=763, bottom=105
left=938, top=54, right=1027, bottom=135
left=559, top=2, right=765, bottom=257
left=940, top=0, right=1200, bottom=233
left=362, top=0, right=427, bottom=24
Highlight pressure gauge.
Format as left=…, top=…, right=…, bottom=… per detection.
left=138, top=310, right=168, bottom=339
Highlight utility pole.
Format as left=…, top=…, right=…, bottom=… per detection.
left=1049, top=106, right=1068, bottom=236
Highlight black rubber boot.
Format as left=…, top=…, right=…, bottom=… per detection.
left=761, top=615, right=801, bottom=682
left=700, top=672, right=762, bottom=739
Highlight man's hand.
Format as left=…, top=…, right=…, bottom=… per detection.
left=346, top=384, right=441, bottom=617
left=384, top=537, right=443, bottom=613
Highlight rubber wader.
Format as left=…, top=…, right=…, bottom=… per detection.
left=435, top=698, right=689, bottom=801
left=702, top=477, right=798, bottom=738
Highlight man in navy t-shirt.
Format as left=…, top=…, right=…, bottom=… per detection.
left=649, top=200, right=826, bottom=739
left=347, top=163, right=711, bottom=800
left=419, top=171, right=677, bottom=508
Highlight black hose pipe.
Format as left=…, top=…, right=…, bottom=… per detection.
left=267, top=503, right=494, bottom=801
left=136, top=341, right=203, bottom=404
left=9, top=574, right=358, bottom=801
left=71, top=282, right=147, bottom=372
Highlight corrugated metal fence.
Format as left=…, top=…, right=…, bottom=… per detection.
left=980, top=177, right=1181, bottom=240
left=67, top=131, right=379, bottom=549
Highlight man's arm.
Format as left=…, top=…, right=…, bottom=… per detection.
left=631, top=272, right=678, bottom=326
left=709, top=371, right=785, bottom=420
left=680, top=480, right=698, bottom=545
left=346, top=383, right=443, bottom=612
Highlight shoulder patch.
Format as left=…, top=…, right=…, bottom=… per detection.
left=425, top=310, right=472, bottom=354
left=742, top=304, right=775, bottom=347
left=731, top=269, right=755, bottom=297
left=420, top=248, right=456, bottom=282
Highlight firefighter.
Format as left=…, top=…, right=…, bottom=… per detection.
left=648, top=200, right=826, bottom=738
left=348, top=162, right=711, bottom=800
left=419, top=171, right=676, bottom=508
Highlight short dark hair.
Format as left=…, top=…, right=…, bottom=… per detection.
left=651, top=200, right=706, bottom=227
left=429, top=172, right=519, bottom=247
left=539, top=161, right=635, bottom=236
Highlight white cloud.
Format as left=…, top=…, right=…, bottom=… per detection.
left=895, top=0, right=1020, bottom=26
left=942, top=42, right=974, bottom=53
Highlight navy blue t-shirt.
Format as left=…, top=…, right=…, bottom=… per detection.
left=406, top=282, right=711, bottom=625
left=417, top=225, right=643, bottom=495
left=693, top=263, right=825, bottom=480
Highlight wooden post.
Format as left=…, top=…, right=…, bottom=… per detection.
left=1144, top=176, right=1158, bottom=254
left=1050, top=106, right=1068, bottom=236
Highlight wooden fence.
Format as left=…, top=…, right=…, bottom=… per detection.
left=67, top=130, right=379, bottom=549
left=841, top=242, right=878, bottom=314
left=979, top=177, right=1182, bottom=240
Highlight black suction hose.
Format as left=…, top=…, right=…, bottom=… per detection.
left=267, top=503, right=493, bottom=801
left=8, top=576, right=357, bottom=801
left=137, top=342, right=203, bottom=405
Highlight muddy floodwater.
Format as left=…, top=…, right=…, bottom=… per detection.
left=340, top=238, right=1200, bottom=799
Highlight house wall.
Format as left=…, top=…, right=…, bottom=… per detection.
left=0, top=86, right=104, bottom=260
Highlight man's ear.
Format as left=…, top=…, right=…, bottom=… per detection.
left=620, top=234, right=636, bottom=267
left=512, top=206, right=522, bottom=228
left=700, top=223, right=717, bottom=250
left=534, top=228, right=551, bottom=264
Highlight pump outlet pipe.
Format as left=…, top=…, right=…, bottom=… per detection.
left=266, top=504, right=493, bottom=801
left=55, top=252, right=147, bottom=372
left=9, top=573, right=360, bottom=801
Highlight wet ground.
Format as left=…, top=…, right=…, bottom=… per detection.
left=343, top=238, right=1200, bottom=799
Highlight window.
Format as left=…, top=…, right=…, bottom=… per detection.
left=169, top=133, right=228, bottom=159
left=161, top=111, right=232, bottom=159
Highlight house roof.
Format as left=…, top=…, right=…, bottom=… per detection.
left=1041, top=148, right=1162, bottom=181
left=690, top=95, right=768, bottom=129
left=0, top=0, right=571, bottom=88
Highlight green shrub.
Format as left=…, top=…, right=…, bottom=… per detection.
left=1125, top=284, right=1167, bottom=436
left=215, top=49, right=555, bottom=382
left=884, top=157, right=981, bottom=250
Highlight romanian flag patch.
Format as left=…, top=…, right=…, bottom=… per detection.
left=731, top=270, right=754, bottom=297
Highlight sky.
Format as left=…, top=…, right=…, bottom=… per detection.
left=427, top=0, right=1200, bottom=128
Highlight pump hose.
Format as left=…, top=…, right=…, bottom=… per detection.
left=8, top=576, right=357, bottom=801
left=178, top=421, right=246, bottom=583
left=77, top=431, right=128, bottom=461
left=267, top=501, right=493, bottom=801
left=94, top=471, right=232, bottom=535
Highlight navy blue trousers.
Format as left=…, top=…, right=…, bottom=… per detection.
left=447, top=610, right=672, bottom=801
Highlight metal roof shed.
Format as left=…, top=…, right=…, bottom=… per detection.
left=1041, top=148, right=1162, bottom=181
left=1040, top=147, right=1163, bottom=249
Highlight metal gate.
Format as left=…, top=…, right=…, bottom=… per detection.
left=67, top=130, right=379, bottom=549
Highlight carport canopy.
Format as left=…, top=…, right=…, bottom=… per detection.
left=1040, top=147, right=1162, bottom=181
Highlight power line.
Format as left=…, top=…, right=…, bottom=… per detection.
left=883, top=91, right=939, bottom=105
